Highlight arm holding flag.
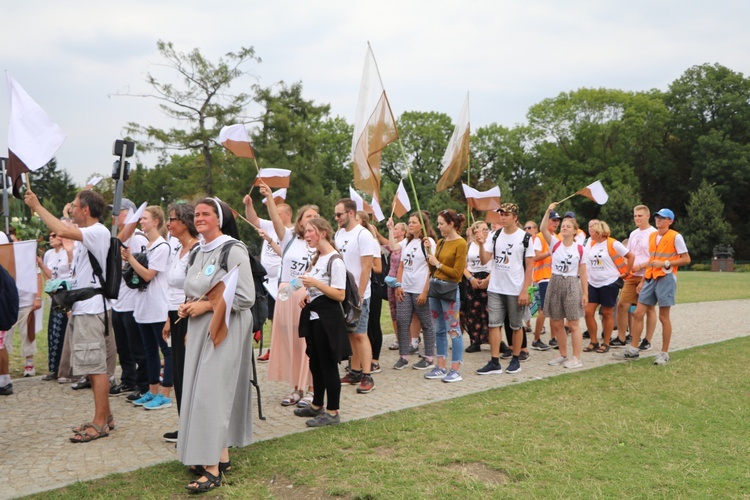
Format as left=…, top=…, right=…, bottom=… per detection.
left=24, top=189, right=84, bottom=242
left=256, top=183, right=286, bottom=240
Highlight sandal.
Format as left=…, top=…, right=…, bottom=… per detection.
left=596, top=344, right=610, bottom=353
left=189, top=461, right=232, bottom=477
left=69, top=422, right=109, bottom=443
left=583, top=343, right=600, bottom=353
left=297, top=392, right=314, bottom=408
left=72, top=415, right=114, bottom=433
left=186, top=470, right=221, bottom=493
left=281, top=390, right=303, bottom=407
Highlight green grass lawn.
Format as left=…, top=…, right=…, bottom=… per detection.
left=28, top=335, right=750, bottom=498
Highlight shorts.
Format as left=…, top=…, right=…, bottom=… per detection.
left=353, top=298, right=370, bottom=334
left=619, top=276, right=641, bottom=306
left=639, top=274, right=677, bottom=307
left=588, top=281, right=620, bottom=308
left=543, top=275, right=584, bottom=321
left=69, top=313, right=108, bottom=376
left=538, top=281, right=549, bottom=309
left=487, top=292, right=527, bottom=331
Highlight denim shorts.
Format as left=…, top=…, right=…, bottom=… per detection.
left=487, top=292, right=527, bottom=331
left=639, top=274, right=677, bottom=307
left=353, top=298, right=371, bottom=334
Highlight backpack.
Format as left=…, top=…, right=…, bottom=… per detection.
left=122, top=241, right=168, bottom=290
left=491, top=230, right=532, bottom=270
left=552, top=240, right=584, bottom=259
left=326, top=253, right=362, bottom=333
left=189, top=240, right=269, bottom=334
left=88, top=236, right=123, bottom=300
left=0, top=264, right=20, bottom=331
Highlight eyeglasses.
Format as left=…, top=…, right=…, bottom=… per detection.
left=333, top=212, right=346, bottom=218
left=49, top=233, right=57, bottom=238
left=524, top=226, right=534, bottom=230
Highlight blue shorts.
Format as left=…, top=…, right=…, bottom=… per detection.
left=353, top=298, right=371, bottom=334
left=638, top=274, right=677, bottom=307
left=538, top=281, right=549, bottom=309
left=588, top=281, right=620, bottom=308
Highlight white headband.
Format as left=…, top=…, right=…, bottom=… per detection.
left=210, top=198, right=224, bottom=229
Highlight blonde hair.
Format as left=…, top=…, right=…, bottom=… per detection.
left=589, top=220, right=611, bottom=238
left=634, top=205, right=650, bottom=215
left=294, top=204, right=320, bottom=238
left=145, top=205, right=168, bottom=238
left=306, top=217, right=337, bottom=266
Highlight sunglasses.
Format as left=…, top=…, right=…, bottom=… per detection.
left=333, top=212, right=346, bottom=218
left=524, top=226, right=534, bottom=230
left=49, top=233, right=57, bottom=238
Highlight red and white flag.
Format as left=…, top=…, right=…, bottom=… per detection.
left=577, top=180, right=609, bottom=205
left=462, top=183, right=501, bottom=211
left=348, top=186, right=373, bottom=214
left=253, top=168, right=291, bottom=189
left=370, top=195, right=385, bottom=222
left=392, top=180, right=411, bottom=219
left=206, top=263, right=240, bottom=348
left=350, top=44, right=399, bottom=200
left=219, top=124, right=255, bottom=159
left=262, top=188, right=288, bottom=205
left=6, top=73, right=66, bottom=199
left=0, top=240, right=42, bottom=337
left=437, top=93, right=470, bottom=192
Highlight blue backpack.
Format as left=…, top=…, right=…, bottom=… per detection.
left=0, top=264, right=20, bottom=331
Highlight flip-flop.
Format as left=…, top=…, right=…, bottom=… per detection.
left=69, top=422, right=109, bottom=443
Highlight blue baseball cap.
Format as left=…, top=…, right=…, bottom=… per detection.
left=654, top=208, right=675, bottom=220
left=563, top=211, right=576, bottom=219
left=549, top=210, right=561, bottom=220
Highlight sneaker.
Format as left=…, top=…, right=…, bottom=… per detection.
left=408, top=344, right=420, bottom=355
left=0, top=383, right=13, bottom=396
left=625, top=334, right=632, bottom=343
left=549, top=338, right=559, bottom=349
left=71, top=376, right=91, bottom=390
left=563, top=356, right=583, bottom=369
left=23, top=365, right=36, bottom=377
left=393, top=358, right=409, bottom=370
left=258, top=350, right=270, bottom=362
left=519, top=351, right=530, bottom=361
left=144, top=394, right=173, bottom=410
left=357, top=375, right=375, bottom=394
left=41, top=372, right=58, bottom=381
left=297, top=392, right=314, bottom=408
left=610, top=338, right=627, bottom=348
left=127, top=389, right=145, bottom=402
left=388, top=341, right=399, bottom=350
left=424, top=367, right=448, bottom=379
left=612, top=346, right=640, bottom=360
left=132, top=391, right=156, bottom=406
left=582, top=330, right=590, bottom=339
left=340, top=372, right=362, bottom=385
left=163, top=430, right=178, bottom=443
left=306, top=412, right=341, bottom=427
left=412, top=358, right=434, bottom=370
left=548, top=356, right=567, bottom=366
left=370, top=363, right=382, bottom=374
left=109, top=382, right=135, bottom=396
left=294, top=405, right=324, bottom=417
left=475, top=361, right=503, bottom=375
left=465, top=343, right=482, bottom=353
left=500, top=349, right=513, bottom=360
left=506, top=358, right=522, bottom=374
left=639, top=339, right=652, bottom=351
left=654, top=352, right=670, bottom=365
left=531, top=340, right=551, bottom=351
left=442, top=369, right=462, bottom=383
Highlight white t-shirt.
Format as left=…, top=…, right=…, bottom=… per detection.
left=43, top=248, right=71, bottom=281
left=112, top=232, right=149, bottom=312
left=466, top=241, right=490, bottom=274
left=0, top=232, right=8, bottom=244
left=628, top=226, right=657, bottom=277
left=258, top=219, right=282, bottom=298
left=550, top=235, right=584, bottom=278
left=133, top=237, right=170, bottom=324
left=166, top=241, right=196, bottom=310
left=278, top=229, right=314, bottom=283
left=307, top=252, right=347, bottom=321
left=334, top=225, right=377, bottom=300
left=656, top=233, right=688, bottom=254
left=400, top=237, right=435, bottom=294
left=584, top=239, right=629, bottom=287
left=70, top=223, right=111, bottom=315
left=484, top=228, right=535, bottom=295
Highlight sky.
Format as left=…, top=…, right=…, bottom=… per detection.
left=2, top=0, right=749, bottom=185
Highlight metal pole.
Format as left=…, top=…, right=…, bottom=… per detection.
left=1, top=157, right=9, bottom=234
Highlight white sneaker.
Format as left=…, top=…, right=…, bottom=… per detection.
left=653, top=352, right=670, bottom=365
left=563, top=356, right=583, bottom=369
left=548, top=356, right=567, bottom=366
left=23, top=365, right=36, bottom=377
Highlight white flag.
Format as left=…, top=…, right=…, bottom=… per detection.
left=577, top=180, right=609, bottom=205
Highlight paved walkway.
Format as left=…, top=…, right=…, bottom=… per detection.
left=1, top=300, right=748, bottom=499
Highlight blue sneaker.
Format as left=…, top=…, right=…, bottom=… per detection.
left=442, top=369, right=462, bottom=383
left=424, top=367, right=447, bottom=380
left=506, top=358, right=522, bottom=374
left=144, top=394, right=172, bottom=410
left=132, top=391, right=155, bottom=406
left=475, top=361, right=503, bottom=375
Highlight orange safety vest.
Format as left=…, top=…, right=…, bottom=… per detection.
left=532, top=236, right=552, bottom=282
left=606, top=237, right=629, bottom=277
left=645, top=229, right=679, bottom=279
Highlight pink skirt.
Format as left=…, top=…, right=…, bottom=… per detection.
left=266, top=283, right=313, bottom=389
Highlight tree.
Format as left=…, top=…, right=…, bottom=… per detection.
left=28, top=159, right=79, bottom=217
left=122, top=40, right=261, bottom=196
left=682, top=180, right=734, bottom=261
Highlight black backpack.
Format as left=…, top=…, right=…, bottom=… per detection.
left=89, top=236, right=123, bottom=300
left=491, top=229, right=531, bottom=270
left=326, top=253, right=362, bottom=333
left=189, top=240, right=269, bottom=334
left=0, top=264, right=20, bottom=331
left=122, top=241, right=168, bottom=290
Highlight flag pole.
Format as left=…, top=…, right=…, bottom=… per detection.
left=555, top=191, right=580, bottom=205
left=1, top=157, right=9, bottom=234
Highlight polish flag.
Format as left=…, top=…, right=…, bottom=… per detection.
left=392, top=180, right=411, bottom=219
left=348, top=186, right=373, bottom=214
left=0, top=240, right=42, bottom=337
left=253, top=168, right=291, bottom=189
left=206, top=264, right=240, bottom=348
left=370, top=195, right=385, bottom=222
left=577, top=180, right=609, bottom=205
left=462, top=184, right=501, bottom=211
left=262, top=188, right=288, bottom=206
left=219, top=124, right=255, bottom=159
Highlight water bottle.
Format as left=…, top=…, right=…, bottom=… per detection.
left=277, top=277, right=303, bottom=301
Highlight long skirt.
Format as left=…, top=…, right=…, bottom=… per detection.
left=461, top=272, right=490, bottom=345
left=267, top=283, right=312, bottom=389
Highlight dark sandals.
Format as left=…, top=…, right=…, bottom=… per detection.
left=189, top=461, right=232, bottom=477
left=69, top=422, right=109, bottom=443
left=596, top=344, right=610, bottom=353
left=186, top=470, right=221, bottom=494
left=583, top=343, right=600, bottom=353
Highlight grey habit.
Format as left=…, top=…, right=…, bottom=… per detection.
left=178, top=237, right=255, bottom=465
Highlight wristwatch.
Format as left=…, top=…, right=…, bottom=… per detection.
left=664, top=260, right=671, bottom=270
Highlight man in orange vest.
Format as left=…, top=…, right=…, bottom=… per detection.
left=613, top=209, right=690, bottom=365
left=530, top=210, right=561, bottom=350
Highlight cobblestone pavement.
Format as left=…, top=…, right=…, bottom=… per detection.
left=1, top=300, right=748, bottom=499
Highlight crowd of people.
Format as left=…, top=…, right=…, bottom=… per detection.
left=0, top=184, right=690, bottom=494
